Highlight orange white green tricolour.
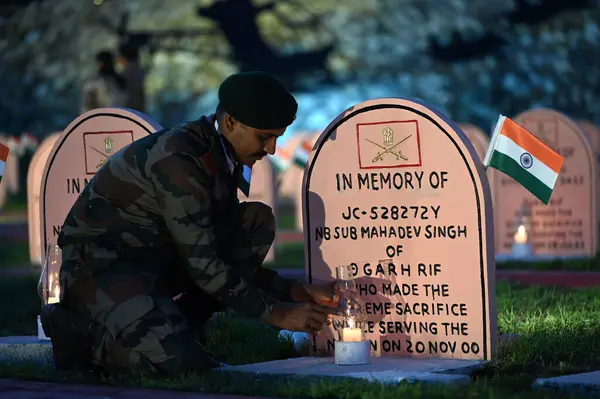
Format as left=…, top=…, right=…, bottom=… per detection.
left=483, top=115, right=564, bottom=205
left=269, top=145, right=292, bottom=172
left=293, top=140, right=313, bottom=168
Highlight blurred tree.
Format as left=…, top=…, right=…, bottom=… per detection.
left=0, top=0, right=599, bottom=138
left=0, top=0, right=125, bottom=135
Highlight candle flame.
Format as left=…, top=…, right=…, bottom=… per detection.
left=348, top=318, right=354, bottom=328
left=514, top=224, right=527, bottom=244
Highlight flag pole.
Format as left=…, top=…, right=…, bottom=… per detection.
left=482, top=114, right=506, bottom=171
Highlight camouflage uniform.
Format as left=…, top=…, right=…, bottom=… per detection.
left=56, top=115, right=295, bottom=375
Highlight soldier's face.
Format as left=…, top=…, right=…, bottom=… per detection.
left=223, top=114, right=286, bottom=166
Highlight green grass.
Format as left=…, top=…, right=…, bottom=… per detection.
left=0, top=198, right=27, bottom=214
left=266, top=242, right=305, bottom=269
left=0, top=240, right=31, bottom=266
left=277, top=212, right=296, bottom=230
left=0, top=274, right=598, bottom=398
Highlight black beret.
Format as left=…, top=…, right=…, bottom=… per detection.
left=218, top=71, right=298, bottom=130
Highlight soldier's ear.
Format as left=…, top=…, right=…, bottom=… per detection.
left=223, top=113, right=238, bottom=132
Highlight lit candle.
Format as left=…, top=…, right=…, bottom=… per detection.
left=341, top=318, right=362, bottom=342
left=514, top=225, right=527, bottom=244
left=47, top=276, right=60, bottom=304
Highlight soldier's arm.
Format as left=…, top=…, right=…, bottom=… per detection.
left=251, top=267, right=297, bottom=302
left=151, top=152, right=276, bottom=320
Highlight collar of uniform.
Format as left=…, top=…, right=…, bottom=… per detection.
left=211, top=115, right=252, bottom=193
left=214, top=118, right=235, bottom=174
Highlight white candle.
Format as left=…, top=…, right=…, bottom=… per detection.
left=514, top=225, right=527, bottom=244
left=342, top=327, right=362, bottom=342
left=47, top=284, right=60, bottom=304
left=341, top=317, right=363, bottom=342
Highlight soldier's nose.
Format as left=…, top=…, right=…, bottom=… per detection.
left=265, top=141, right=276, bottom=155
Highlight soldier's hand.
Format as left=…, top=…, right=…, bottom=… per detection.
left=268, top=302, right=341, bottom=333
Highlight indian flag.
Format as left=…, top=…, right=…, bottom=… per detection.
left=483, top=115, right=564, bottom=205
left=269, top=146, right=292, bottom=173
left=0, top=142, right=9, bottom=184
left=293, top=140, right=312, bottom=168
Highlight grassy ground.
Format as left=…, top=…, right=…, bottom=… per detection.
left=0, top=197, right=27, bottom=221
left=0, top=239, right=31, bottom=267
left=0, top=273, right=598, bottom=398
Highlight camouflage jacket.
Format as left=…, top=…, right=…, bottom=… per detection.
left=58, top=115, right=293, bottom=322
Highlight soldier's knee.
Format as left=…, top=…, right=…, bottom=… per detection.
left=243, top=202, right=275, bottom=240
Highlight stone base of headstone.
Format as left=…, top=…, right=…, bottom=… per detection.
left=532, top=371, right=600, bottom=396
left=220, top=356, right=486, bottom=385
left=0, top=336, right=53, bottom=367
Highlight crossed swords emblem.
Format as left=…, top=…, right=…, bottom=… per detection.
left=89, top=137, right=115, bottom=169
left=365, top=132, right=412, bottom=163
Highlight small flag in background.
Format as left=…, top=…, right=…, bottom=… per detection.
left=0, top=142, right=9, bottom=184
left=269, top=146, right=292, bottom=173
left=293, top=140, right=313, bottom=168
left=483, top=115, right=565, bottom=205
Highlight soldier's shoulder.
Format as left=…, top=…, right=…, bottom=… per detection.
left=161, top=117, right=214, bottom=157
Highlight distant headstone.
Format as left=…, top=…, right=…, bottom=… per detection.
left=238, top=157, right=277, bottom=262
left=458, top=124, right=489, bottom=160
left=578, top=121, right=600, bottom=156
left=5, top=136, right=21, bottom=195
left=27, top=133, right=60, bottom=265
left=303, top=98, right=496, bottom=360
left=489, top=109, right=597, bottom=259
left=294, top=133, right=320, bottom=231
left=277, top=135, right=303, bottom=200
left=39, top=108, right=162, bottom=263
left=578, top=120, right=600, bottom=243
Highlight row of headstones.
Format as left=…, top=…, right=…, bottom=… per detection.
left=21, top=100, right=599, bottom=363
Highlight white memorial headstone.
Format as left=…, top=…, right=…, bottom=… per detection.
left=39, top=108, right=162, bottom=263
left=27, top=133, right=60, bottom=264
left=303, top=98, right=496, bottom=360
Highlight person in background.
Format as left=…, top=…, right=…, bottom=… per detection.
left=81, top=50, right=127, bottom=113
left=116, top=42, right=146, bottom=113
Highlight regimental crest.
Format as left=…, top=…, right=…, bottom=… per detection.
left=382, top=127, right=394, bottom=147
left=82, top=130, right=134, bottom=175
left=356, top=120, right=422, bottom=169
left=104, top=137, right=114, bottom=154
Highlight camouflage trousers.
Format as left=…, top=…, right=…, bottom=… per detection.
left=84, top=201, right=275, bottom=375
